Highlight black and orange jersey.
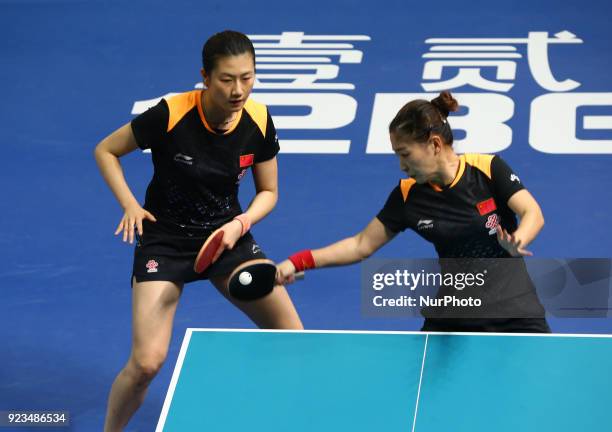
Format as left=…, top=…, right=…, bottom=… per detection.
left=377, top=154, right=546, bottom=322
left=377, top=154, right=525, bottom=258
left=131, top=90, right=279, bottom=229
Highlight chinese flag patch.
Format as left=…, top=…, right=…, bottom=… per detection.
left=240, top=154, right=254, bottom=168
left=476, top=198, right=497, bottom=215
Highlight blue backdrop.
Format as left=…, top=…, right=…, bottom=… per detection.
left=1, top=0, right=611, bottom=430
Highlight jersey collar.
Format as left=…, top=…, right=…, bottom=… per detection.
left=196, top=90, right=243, bottom=135
left=428, top=154, right=466, bottom=192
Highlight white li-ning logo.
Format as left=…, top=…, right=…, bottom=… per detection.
left=417, top=219, right=434, bottom=230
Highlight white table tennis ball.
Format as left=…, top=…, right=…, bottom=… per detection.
left=239, top=271, right=252, bottom=286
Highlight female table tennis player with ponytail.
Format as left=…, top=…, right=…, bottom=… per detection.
left=277, top=91, right=550, bottom=333
left=95, top=31, right=302, bottom=432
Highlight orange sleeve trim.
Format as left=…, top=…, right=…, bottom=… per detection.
left=166, top=91, right=199, bottom=132
left=463, top=153, right=494, bottom=179
left=244, top=98, right=268, bottom=138
left=400, top=178, right=416, bottom=202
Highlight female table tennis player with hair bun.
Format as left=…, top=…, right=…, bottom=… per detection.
left=95, top=30, right=302, bottom=432
left=277, top=90, right=550, bottom=334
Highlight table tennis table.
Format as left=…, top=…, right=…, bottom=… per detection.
left=156, top=329, right=612, bottom=431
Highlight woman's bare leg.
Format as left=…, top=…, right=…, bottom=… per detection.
left=103, top=279, right=183, bottom=432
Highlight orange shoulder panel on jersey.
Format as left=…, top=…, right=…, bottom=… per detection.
left=166, top=91, right=199, bottom=132
left=463, top=153, right=494, bottom=179
left=400, top=178, right=416, bottom=202
left=244, top=98, right=268, bottom=137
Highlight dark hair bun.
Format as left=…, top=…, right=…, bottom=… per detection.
left=430, top=91, right=459, bottom=119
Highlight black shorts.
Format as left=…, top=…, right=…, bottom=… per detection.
left=132, top=218, right=267, bottom=284
left=421, top=318, right=551, bottom=333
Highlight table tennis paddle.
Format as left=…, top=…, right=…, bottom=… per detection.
left=228, top=259, right=304, bottom=301
left=193, top=228, right=225, bottom=273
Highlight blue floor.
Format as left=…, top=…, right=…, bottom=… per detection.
left=1, top=0, right=612, bottom=430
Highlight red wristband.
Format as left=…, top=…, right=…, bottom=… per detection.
left=288, top=250, right=316, bottom=272
left=233, top=214, right=251, bottom=236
